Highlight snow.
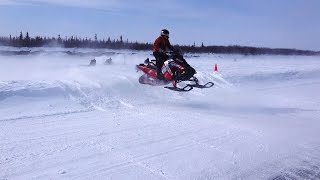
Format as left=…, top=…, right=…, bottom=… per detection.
left=1, top=49, right=320, bottom=179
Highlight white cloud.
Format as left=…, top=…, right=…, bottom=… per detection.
left=1, top=0, right=208, bottom=21
left=0, top=0, right=124, bottom=9
left=2, top=0, right=167, bottom=9
left=0, top=0, right=19, bottom=5
left=1, top=0, right=201, bottom=18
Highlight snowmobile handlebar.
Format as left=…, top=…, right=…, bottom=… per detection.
left=164, top=50, right=189, bottom=66
left=164, top=50, right=181, bottom=59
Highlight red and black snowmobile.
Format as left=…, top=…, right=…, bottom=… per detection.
left=136, top=50, right=214, bottom=91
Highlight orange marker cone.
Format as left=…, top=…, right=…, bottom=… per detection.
left=214, top=64, right=218, bottom=72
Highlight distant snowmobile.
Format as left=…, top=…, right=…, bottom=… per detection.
left=89, top=59, right=96, bottom=66
left=136, top=50, right=214, bottom=91
left=104, top=58, right=112, bottom=65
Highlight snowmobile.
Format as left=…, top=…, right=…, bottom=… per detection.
left=136, top=50, right=214, bottom=91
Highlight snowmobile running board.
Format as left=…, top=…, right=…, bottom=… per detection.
left=164, top=85, right=193, bottom=92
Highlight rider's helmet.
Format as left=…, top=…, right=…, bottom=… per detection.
left=161, top=29, right=169, bottom=38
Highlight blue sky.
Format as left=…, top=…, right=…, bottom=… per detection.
left=0, top=0, right=319, bottom=50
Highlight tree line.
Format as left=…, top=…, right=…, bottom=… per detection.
left=0, top=32, right=318, bottom=56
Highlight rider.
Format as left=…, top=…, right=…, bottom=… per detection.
left=153, top=29, right=174, bottom=80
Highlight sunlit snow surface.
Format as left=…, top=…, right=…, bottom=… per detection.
left=1, top=48, right=320, bottom=180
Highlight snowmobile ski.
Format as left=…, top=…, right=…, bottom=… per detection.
left=187, top=82, right=214, bottom=89
left=164, top=85, right=193, bottom=92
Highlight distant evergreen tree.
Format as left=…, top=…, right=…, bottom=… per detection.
left=24, top=32, right=31, bottom=47
left=58, top=34, right=62, bottom=45
left=19, top=32, right=23, bottom=41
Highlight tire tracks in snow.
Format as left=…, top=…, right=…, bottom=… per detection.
left=0, top=109, right=92, bottom=123
left=72, top=127, right=248, bottom=179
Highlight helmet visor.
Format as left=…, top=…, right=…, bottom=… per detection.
left=161, top=31, right=169, bottom=38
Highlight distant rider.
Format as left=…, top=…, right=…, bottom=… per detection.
left=153, top=29, right=174, bottom=80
